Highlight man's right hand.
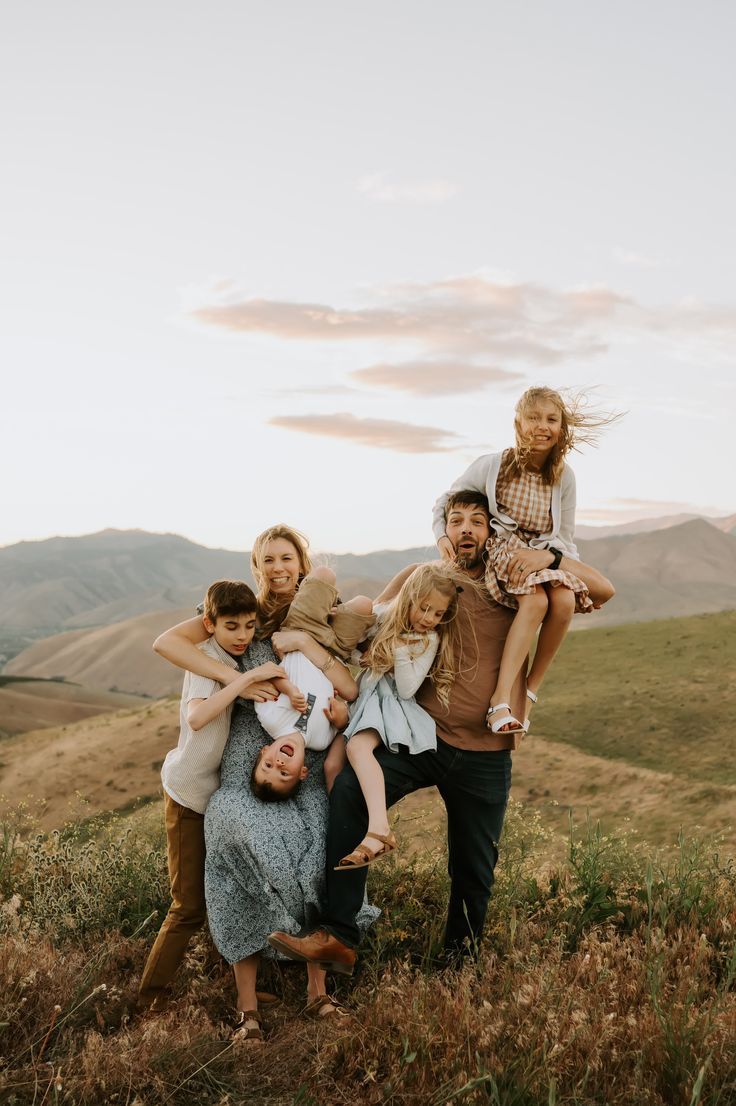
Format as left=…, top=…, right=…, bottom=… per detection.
left=437, top=536, right=455, bottom=562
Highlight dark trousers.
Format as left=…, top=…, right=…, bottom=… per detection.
left=323, top=738, right=512, bottom=956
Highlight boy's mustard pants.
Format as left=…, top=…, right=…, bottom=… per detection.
left=137, top=792, right=206, bottom=1009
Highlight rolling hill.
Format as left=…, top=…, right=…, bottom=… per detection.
left=3, top=608, right=195, bottom=698
left=576, top=511, right=736, bottom=540
left=576, top=518, right=736, bottom=624
left=0, top=677, right=148, bottom=738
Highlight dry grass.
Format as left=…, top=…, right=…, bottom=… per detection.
left=2, top=803, right=736, bottom=1105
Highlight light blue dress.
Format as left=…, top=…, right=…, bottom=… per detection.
left=344, top=631, right=439, bottom=755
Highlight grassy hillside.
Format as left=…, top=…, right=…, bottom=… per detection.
left=2, top=800, right=735, bottom=1105
left=3, top=612, right=736, bottom=1103
left=534, top=610, right=736, bottom=785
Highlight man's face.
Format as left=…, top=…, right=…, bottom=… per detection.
left=445, top=503, right=491, bottom=574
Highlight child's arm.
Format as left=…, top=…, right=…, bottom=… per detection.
left=393, top=632, right=440, bottom=699
left=323, top=735, right=347, bottom=793
left=154, top=616, right=238, bottom=686
left=431, top=454, right=495, bottom=547
left=187, top=663, right=287, bottom=730
left=271, top=676, right=308, bottom=713
left=558, top=465, right=579, bottom=558
left=270, top=630, right=359, bottom=702
left=373, top=564, right=422, bottom=605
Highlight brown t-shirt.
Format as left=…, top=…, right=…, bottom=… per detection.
left=416, top=579, right=526, bottom=751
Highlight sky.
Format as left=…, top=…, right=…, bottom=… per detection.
left=3, top=1, right=735, bottom=554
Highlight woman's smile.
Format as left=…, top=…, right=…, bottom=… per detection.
left=261, top=538, right=301, bottom=595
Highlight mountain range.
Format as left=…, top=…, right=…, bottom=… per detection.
left=2, top=517, right=735, bottom=698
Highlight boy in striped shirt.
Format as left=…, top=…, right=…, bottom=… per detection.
left=137, top=580, right=286, bottom=1013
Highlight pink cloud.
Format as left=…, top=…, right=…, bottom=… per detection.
left=350, top=361, right=522, bottom=395
left=268, top=413, right=460, bottom=453
left=191, top=276, right=736, bottom=371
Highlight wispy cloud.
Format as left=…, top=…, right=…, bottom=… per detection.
left=357, top=172, right=457, bottom=204
left=191, top=275, right=736, bottom=375
left=268, top=413, right=460, bottom=453
left=350, top=361, right=522, bottom=395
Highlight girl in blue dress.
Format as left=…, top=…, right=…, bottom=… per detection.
left=336, top=562, right=463, bottom=871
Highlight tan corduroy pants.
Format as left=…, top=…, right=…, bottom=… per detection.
left=137, top=792, right=206, bottom=1009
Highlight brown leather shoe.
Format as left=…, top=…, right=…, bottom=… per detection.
left=267, top=928, right=356, bottom=976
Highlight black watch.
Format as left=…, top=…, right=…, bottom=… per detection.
left=548, top=547, right=563, bottom=570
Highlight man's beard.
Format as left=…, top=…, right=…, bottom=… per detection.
left=454, top=540, right=484, bottom=572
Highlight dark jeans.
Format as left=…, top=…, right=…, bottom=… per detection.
left=322, top=738, right=512, bottom=957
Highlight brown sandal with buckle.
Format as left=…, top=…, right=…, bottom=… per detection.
left=334, top=830, right=397, bottom=871
left=303, top=994, right=350, bottom=1019
left=233, top=1008, right=264, bottom=1046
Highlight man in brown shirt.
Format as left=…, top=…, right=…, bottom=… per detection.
left=269, top=490, right=527, bottom=973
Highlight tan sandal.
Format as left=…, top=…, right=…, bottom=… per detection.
left=232, top=1008, right=264, bottom=1046
left=334, top=830, right=397, bottom=871
left=303, top=994, right=350, bottom=1019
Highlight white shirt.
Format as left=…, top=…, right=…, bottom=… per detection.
left=161, top=637, right=240, bottom=814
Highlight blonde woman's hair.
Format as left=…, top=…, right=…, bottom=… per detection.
left=364, top=562, right=463, bottom=710
left=250, top=524, right=313, bottom=639
left=505, top=386, right=622, bottom=486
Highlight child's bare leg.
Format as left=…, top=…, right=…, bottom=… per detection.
left=309, top=565, right=337, bottom=587
left=323, top=736, right=347, bottom=793
left=490, top=588, right=548, bottom=731
left=525, top=586, right=575, bottom=716
left=342, top=594, right=373, bottom=617
left=346, top=729, right=391, bottom=845
left=304, top=962, right=345, bottom=1017
left=232, top=954, right=262, bottom=1045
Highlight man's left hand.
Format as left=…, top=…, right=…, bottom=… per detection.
left=506, top=547, right=555, bottom=585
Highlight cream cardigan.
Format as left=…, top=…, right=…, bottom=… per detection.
left=432, top=450, right=580, bottom=559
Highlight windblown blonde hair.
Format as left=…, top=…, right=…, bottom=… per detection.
left=505, top=386, right=622, bottom=486
left=364, top=563, right=463, bottom=710
left=250, top=524, right=313, bottom=639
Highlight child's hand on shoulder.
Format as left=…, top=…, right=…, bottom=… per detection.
left=324, top=695, right=349, bottom=730
left=437, top=536, right=455, bottom=562
left=251, top=661, right=287, bottom=682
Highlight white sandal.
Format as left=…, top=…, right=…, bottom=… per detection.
left=524, top=689, right=538, bottom=731
left=486, top=702, right=525, bottom=735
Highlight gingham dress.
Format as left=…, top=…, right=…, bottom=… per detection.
left=485, top=451, right=593, bottom=614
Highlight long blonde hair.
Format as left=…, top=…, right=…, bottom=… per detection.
left=504, top=385, right=622, bottom=486
left=250, top=524, right=313, bottom=639
left=364, top=563, right=463, bottom=710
